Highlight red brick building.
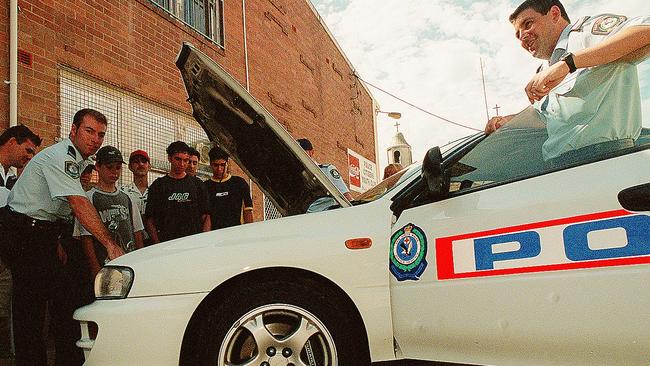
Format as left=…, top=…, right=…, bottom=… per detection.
left=0, top=0, right=377, bottom=220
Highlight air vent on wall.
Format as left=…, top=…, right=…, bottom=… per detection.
left=194, top=141, right=213, bottom=165
left=18, top=49, right=33, bottom=67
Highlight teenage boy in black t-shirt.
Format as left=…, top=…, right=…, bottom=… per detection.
left=204, top=146, right=253, bottom=230
left=145, top=141, right=210, bottom=243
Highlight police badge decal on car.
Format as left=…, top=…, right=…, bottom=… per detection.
left=390, top=223, right=428, bottom=281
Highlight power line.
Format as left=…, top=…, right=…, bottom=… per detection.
left=355, top=74, right=482, bottom=132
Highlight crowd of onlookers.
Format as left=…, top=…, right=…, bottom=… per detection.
left=0, top=109, right=386, bottom=365
left=0, top=109, right=254, bottom=365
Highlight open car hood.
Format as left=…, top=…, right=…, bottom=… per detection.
left=176, top=43, right=350, bottom=216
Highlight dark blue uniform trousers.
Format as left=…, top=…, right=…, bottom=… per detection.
left=0, top=208, right=86, bottom=366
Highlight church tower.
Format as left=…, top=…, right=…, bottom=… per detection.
left=387, top=121, right=412, bottom=166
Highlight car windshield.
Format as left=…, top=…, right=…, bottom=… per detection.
left=355, top=164, right=420, bottom=202
left=354, top=133, right=475, bottom=204
left=439, top=134, right=476, bottom=154
left=444, top=56, right=650, bottom=193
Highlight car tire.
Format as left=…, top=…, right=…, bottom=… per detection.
left=180, top=276, right=370, bottom=366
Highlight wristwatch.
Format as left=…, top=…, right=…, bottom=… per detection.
left=560, top=52, right=577, bottom=73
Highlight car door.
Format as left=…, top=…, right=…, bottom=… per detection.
left=388, top=126, right=650, bottom=366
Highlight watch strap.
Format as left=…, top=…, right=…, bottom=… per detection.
left=562, top=52, right=577, bottom=73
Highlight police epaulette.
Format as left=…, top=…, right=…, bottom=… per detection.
left=67, top=145, right=77, bottom=159
left=571, top=16, right=591, bottom=33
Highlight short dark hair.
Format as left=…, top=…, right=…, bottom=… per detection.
left=297, top=138, right=313, bottom=151
left=73, top=108, right=108, bottom=128
left=166, top=141, right=191, bottom=156
left=188, top=147, right=200, bottom=159
left=509, top=0, right=570, bottom=23
left=82, top=164, right=95, bottom=174
left=0, top=125, right=42, bottom=147
left=208, top=146, right=229, bottom=162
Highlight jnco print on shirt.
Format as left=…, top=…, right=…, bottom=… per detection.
left=168, top=192, right=191, bottom=202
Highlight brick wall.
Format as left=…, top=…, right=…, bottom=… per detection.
left=246, top=0, right=375, bottom=176
left=1, top=0, right=376, bottom=220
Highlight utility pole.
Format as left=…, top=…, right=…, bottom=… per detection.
left=480, top=57, right=490, bottom=120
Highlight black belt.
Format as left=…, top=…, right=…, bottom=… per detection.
left=1, top=207, right=65, bottom=232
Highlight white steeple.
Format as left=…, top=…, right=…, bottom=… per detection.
left=387, top=121, right=412, bottom=166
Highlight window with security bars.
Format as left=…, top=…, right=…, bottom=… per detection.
left=151, top=0, right=225, bottom=46
left=59, top=68, right=211, bottom=185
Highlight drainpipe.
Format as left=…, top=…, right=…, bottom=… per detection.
left=372, top=99, right=380, bottom=183
left=242, top=0, right=255, bottom=215
left=242, top=0, right=250, bottom=91
left=8, top=0, right=18, bottom=127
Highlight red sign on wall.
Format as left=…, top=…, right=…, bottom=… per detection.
left=347, top=149, right=377, bottom=193
left=348, top=153, right=361, bottom=188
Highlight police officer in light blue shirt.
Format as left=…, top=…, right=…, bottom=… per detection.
left=485, top=0, right=650, bottom=164
left=0, top=109, right=124, bottom=366
left=0, top=125, right=41, bottom=207
left=297, top=138, right=353, bottom=213
left=0, top=125, right=41, bottom=356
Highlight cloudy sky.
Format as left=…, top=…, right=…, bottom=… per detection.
left=308, top=0, right=647, bottom=169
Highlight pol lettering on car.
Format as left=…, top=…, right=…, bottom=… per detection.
left=389, top=223, right=428, bottom=281
left=436, top=210, right=650, bottom=280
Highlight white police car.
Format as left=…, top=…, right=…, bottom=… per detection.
left=74, top=43, right=650, bottom=365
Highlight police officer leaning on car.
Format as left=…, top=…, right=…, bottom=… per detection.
left=0, top=108, right=125, bottom=366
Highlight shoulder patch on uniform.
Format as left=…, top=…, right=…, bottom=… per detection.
left=592, top=14, right=627, bottom=35
left=65, top=161, right=80, bottom=179
left=67, top=145, right=77, bottom=160
left=330, top=168, right=341, bottom=180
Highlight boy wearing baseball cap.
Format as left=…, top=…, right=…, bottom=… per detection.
left=74, top=146, right=144, bottom=278
left=121, top=149, right=151, bottom=245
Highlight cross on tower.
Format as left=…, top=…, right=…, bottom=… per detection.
left=493, top=104, right=501, bottom=116
left=394, top=121, right=401, bottom=133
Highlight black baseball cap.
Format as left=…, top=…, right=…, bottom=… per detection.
left=96, top=146, right=126, bottom=165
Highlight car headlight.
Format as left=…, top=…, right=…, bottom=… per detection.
left=94, top=266, right=134, bottom=299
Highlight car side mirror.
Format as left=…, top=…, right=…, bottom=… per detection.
left=422, top=147, right=450, bottom=199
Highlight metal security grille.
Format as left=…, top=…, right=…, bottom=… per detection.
left=185, top=0, right=207, bottom=34
left=150, top=0, right=225, bottom=45
left=263, top=196, right=282, bottom=220
left=59, top=68, right=210, bottom=184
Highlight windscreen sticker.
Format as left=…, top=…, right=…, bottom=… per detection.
left=390, top=223, right=428, bottom=281
left=436, top=210, right=650, bottom=280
